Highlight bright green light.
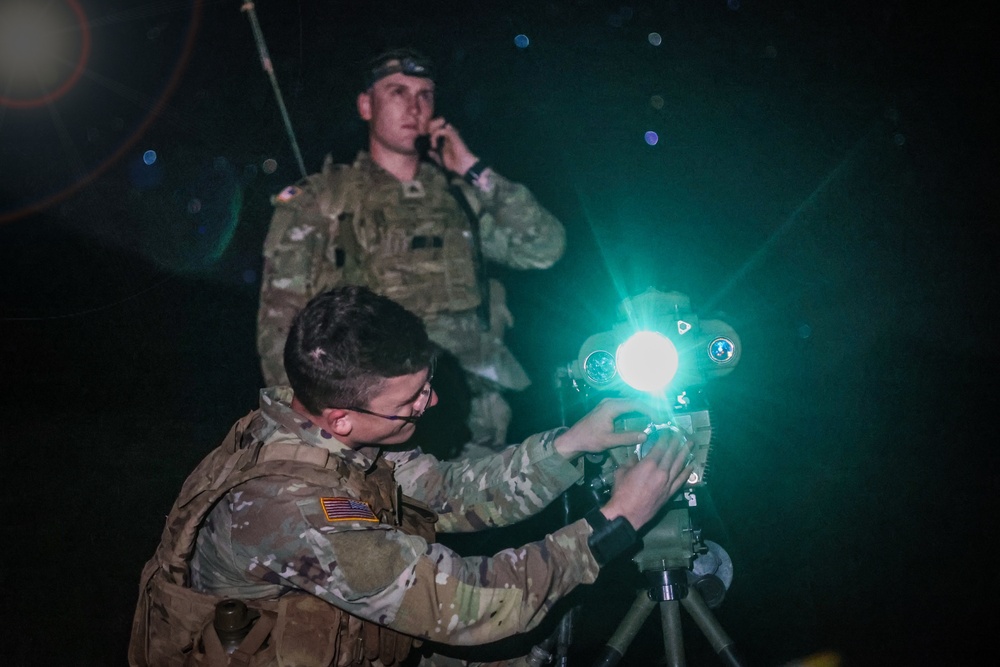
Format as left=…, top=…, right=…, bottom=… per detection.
left=617, top=331, right=679, bottom=393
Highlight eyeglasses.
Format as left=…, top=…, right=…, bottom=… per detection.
left=340, top=362, right=435, bottom=424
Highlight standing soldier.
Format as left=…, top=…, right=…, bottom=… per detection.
left=257, top=48, right=565, bottom=452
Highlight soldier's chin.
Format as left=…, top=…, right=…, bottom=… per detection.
left=386, top=424, right=417, bottom=445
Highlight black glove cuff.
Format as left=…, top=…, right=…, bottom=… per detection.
left=584, top=507, right=638, bottom=567
left=463, top=159, right=489, bottom=185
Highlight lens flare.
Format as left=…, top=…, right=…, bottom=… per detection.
left=0, top=0, right=90, bottom=109
left=1, top=2, right=203, bottom=226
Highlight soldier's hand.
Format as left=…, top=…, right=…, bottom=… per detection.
left=600, top=432, right=693, bottom=530
left=553, top=397, right=658, bottom=459
left=426, top=117, right=477, bottom=175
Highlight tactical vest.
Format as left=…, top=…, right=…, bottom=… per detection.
left=265, top=154, right=530, bottom=392
left=316, top=156, right=483, bottom=318
left=128, top=411, right=437, bottom=667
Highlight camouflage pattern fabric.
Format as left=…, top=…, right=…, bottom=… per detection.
left=129, top=407, right=428, bottom=667
left=191, top=387, right=600, bottom=655
left=256, top=152, right=565, bottom=447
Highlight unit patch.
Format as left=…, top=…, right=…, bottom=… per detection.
left=320, top=497, right=379, bottom=523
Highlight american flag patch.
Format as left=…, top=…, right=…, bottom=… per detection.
left=276, top=185, right=301, bottom=202
left=320, top=497, right=378, bottom=523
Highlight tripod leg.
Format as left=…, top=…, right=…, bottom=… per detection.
left=660, top=599, right=686, bottom=667
left=554, top=606, right=573, bottom=667
left=680, top=586, right=746, bottom=667
left=593, top=590, right=656, bottom=667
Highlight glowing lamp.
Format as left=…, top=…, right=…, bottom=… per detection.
left=571, top=289, right=740, bottom=397
left=617, top=331, right=679, bottom=393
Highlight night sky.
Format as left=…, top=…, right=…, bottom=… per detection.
left=1, top=1, right=996, bottom=666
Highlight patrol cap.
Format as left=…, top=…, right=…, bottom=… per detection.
left=362, top=48, right=435, bottom=90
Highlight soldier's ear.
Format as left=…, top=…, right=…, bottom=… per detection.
left=357, top=91, right=373, bottom=122
left=320, top=408, right=354, bottom=437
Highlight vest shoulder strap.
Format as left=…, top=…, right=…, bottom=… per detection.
left=154, top=427, right=355, bottom=586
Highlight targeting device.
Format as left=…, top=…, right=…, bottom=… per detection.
left=571, top=288, right=739, bottom=396
left=555, top=288, right=746, bottom=666
left=565, top=288, right=740, bottom=489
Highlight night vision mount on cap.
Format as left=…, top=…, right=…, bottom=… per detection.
left=363, top=48, right=435, bottom=89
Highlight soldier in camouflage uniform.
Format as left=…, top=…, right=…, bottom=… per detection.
left=256, top=49, right=566, bottom=451
left=131, top=286, right=694, bottom=667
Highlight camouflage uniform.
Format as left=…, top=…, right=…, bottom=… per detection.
left=256, top=153, right=566, bottom=447
left=131, top=387, right=600, bottom=666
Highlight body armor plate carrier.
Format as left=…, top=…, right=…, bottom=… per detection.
left=128, top=411, right=437, bottom=667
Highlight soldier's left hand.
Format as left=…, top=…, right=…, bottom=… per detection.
left=427, top=117, right=478, bottom=176
left=553, top=397, right=659, bottom=459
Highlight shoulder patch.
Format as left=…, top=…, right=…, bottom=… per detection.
left=320, top=497, right=379, bottom=523
left=276, top=185, right=303, bottom=203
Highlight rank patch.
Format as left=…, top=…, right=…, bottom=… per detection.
left=320, top=497, right=378, bottom=523
left=401, top=180, right=425, bottom=199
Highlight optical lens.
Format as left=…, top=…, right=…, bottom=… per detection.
left=583, top=350, right=617, bottom=385
left=708, top=337, right=735, bottom=363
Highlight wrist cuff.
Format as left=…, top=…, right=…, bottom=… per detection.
left=463, top=159, right=489, bottom=185
left=584, top=507, right=638, bottom=567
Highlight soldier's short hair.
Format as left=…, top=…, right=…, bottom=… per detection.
left=284, top=286, right=435, bottom=415
left=362, top=48, right=435, bottom=90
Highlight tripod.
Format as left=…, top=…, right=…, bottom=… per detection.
left=593, top=505, right=745, bottom=667
left=546, top=366, right=744, bottom=666
left=529, top=474, right=745, bottom=666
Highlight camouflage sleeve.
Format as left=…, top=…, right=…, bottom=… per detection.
left=460, top=170, right=566, bottom=270
left=387, top=428, right=583, bottom=533
left=227, top=478, right=600, bottom=646
left=256, top=184, right=337, bottom=387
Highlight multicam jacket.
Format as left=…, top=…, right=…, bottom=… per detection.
left=132, top=387, right=601, bottom=666
left=256, top=152, right=566, bottom=389
left=129, top=396, right=430, bottom=667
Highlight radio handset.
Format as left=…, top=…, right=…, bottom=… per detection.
left=415, top=134, right=444, bottom=161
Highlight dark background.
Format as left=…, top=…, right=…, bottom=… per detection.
left=1, top=1, right=996, bottom=665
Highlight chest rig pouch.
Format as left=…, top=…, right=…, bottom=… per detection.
left=337, top=167, right=482, bottom=318
left=129, top=411, right=437, bottom=667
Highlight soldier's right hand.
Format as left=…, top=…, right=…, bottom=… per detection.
left=599, top=431, right=693, bottom=530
